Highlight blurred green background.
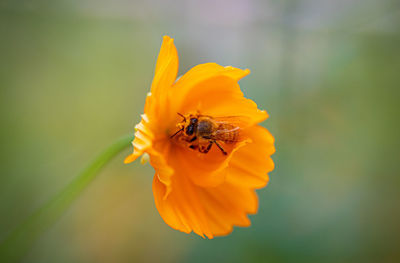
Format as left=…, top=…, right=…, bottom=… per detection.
left=1, top=0, right=399, bottom=262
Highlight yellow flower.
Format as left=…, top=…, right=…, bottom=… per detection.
left=125, top=36, right=275, bottom=238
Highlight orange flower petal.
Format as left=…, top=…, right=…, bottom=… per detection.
left=175, top=63, right=250, bottom=87
left=169, top=72, right=267, bottom=130
left=169, top=138, right=250, bottom=187
left=124, top=116, right=153, bottom=164
left=226, top=125, right=275, bottom=189
left=169, top=63, right=249, bottom=113
left=145, top=36, right=179, bottom=125
left=199, top=181, right=258, bottom=236
left=153, top=170, right=258, bottom=238
left=125, top=116, right=174, bottom=197
left=153, top=174, right=212, bottom=238
left=148, top=141, right=174, bottom=198
left=125, top=36, right=178, bottom=178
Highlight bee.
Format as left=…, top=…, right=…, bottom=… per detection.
left=170, top=113, right=248, bottom=155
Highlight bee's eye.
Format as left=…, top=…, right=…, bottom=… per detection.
left=190, top=118, right=198, bottom=124
left=186, top=125, right=194, bottom=135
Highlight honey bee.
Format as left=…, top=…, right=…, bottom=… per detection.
left=170, top=113, right=248, bottom=155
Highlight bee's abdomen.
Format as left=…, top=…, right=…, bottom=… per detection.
left=216, top=123, right=239, bottom=143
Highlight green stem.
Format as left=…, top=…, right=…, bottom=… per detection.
left=0, top=135, right=133, bottom=263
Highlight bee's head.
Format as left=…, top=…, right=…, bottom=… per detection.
left=185, top=117, right=198, bottom=136
left=171, top=113, right=197, bottom=138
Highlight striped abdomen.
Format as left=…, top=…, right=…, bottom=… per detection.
left=212, top=123, right=240, bottom=143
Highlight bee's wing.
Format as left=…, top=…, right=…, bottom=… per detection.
left=209, top=116, right=252, bottom=142
left=211, top=115, right=253, bottom=129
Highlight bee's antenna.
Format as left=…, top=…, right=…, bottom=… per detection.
left=177, top=112, right=186, bottom=121
left=170, top=127, right=184, bottom=138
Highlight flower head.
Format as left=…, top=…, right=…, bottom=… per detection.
left=125, top=36, right=275, bottom=238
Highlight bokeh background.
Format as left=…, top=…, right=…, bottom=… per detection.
left=1, top=0, right=399, bottom=262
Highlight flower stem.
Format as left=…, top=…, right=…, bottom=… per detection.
left=0, top=135, right=133, bottom=263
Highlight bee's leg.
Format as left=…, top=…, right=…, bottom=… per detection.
left=189, top=136, right=197, bottom=142
left=198, top=144, right=207, bottom=153
left=214, top=140, right=227, bottom=155
left=202, top=141, right=213, bottom=154
left=198, top=140, right=213, bottom=154
left=189, top=144, right=198, bottom=150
